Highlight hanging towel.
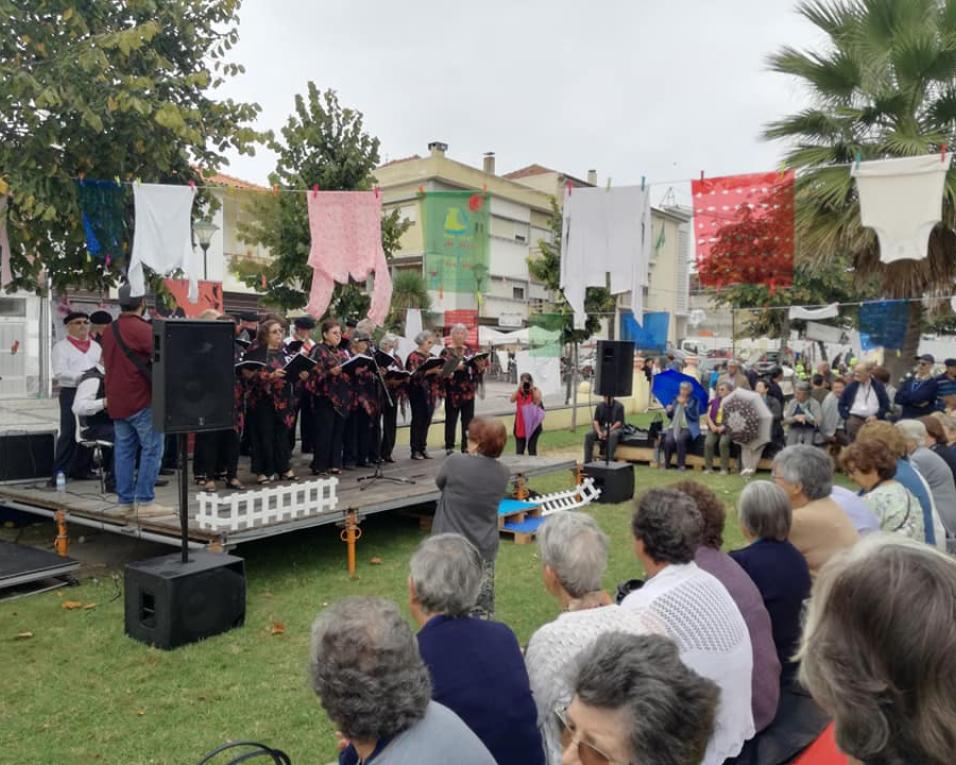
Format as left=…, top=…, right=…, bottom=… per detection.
left=305, top=191, right=392, bottom=325
left=851, top=153, right=950, bottom=264
left=76, top=179, right=127, bottom=262
left=0, top=196, right=12, bottom=288
left=129, top=183, right=197, bottom=300
left=858, top=300, right=909, bottom=351
left=560, top=185, right=650, bottom=329
left=788, top=303, right=839, bottom=320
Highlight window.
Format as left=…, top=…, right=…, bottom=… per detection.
left=512, top=286, right=525, bottom=300
left=0, top=298, right=26, bottom=317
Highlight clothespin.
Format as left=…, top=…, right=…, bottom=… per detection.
left=187, top=180, right=196, bottom=190
left=312, top=184, right=319, bottom=198
left=565, top=179, right=573, bottom=196
left=854, top=150, right=861, bottom=170
left=115, top=175, right=122, bottom=186
left=700, top=171, right=705, bottom=181
left=272, top=184, right=279, bottom=197
left=941, top=143, right=948, bottom=163
left=374, top=186, right=380, bottom=199
left=261, top=274, right=267, bottom=289
left=418, top=184, right=425, bottom=194
left=605, top=177, right=612, bottom=191
left=640, top=176, right=646, bottom=191
left=105, top=254, right=111, bottom=268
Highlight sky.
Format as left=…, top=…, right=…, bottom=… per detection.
left=217, top=0, right=827, bottom=203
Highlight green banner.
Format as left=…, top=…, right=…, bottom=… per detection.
left=529, top=312, right=564, bottom=357
left=422, top=191, right=490, bottom=294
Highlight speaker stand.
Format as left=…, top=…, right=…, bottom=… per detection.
left=178, top=433, right=190, bottom=563
left=357, top=460, right=416, bottom=492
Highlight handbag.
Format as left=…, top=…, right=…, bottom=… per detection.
left=195, top=740, right=291, bottom=765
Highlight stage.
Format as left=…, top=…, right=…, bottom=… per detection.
left=0, top=447, right=576, bottom=549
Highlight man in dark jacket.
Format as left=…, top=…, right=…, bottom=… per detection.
left=839, top=363, right=890, bottom=441
left=895, top=354, right=940, bottom=420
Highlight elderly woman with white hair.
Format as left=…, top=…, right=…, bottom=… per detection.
left=662, top=380, right=701, bottom=470
left=896, top=418, right=956, bottom=538
left=797, top=535, right=956, bottom=764
left=405, top=330, right=440, bottom=460
left=310, top=596, right=495, bottom=764
left=440, top=322, right=486, bottom=454
left=408, top=534, right=544, bottom=765
left=377, top=333, right=406, bottom=463
left=524, top=511, right=658, bottom=763
left=732, top=481, right=812, bottom=683
left=783, top=381, right=823, bottom=446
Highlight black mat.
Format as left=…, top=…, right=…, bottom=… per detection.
left=0, top=540, right=80, bottom=589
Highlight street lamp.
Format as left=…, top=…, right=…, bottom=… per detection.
left=193, top=219, right=219, bottom=280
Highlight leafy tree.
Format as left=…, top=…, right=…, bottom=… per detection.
left=527, top=196, right=615, bottom=344
left=1, top=0, right=263, bottom=293
left=235, top=83, right=409, bottom=318
left=764, top=0, right=956, bottom=379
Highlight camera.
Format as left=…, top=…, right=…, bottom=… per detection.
left=522, top=381, right=531, bottom=393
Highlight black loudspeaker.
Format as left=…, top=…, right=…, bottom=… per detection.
left=594, top=340, right=634, bottom=397
left=583, top=461, right=635, bottom=504
left=124, top=550, right=246, bottom=650
left=0, top=431, right=55, bottom=481
left=152, top=319, right=235, bottom=434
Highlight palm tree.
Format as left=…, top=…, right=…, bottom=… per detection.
left=765, top=0, right=956, bottom=379
left=388, top=269, right=431, bottom=331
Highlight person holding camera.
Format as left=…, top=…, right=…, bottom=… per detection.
left=510, top=373, right=543, bottom=456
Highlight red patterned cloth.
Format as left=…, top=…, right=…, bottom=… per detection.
left=443, top=309, right=479, bottom=346
left=691, top=170, right=795, bottom=289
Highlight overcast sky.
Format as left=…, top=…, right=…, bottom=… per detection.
left=218, top=0, right=827, bottom=202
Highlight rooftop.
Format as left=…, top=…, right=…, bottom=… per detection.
left=502, top=163, right=556, bottom=180
left=201, top=170, right=267, bottom=191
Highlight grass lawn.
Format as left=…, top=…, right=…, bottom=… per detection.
left=1, top=426, right=763, bottom=765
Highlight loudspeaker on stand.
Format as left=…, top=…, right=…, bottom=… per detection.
left=594, top=340, right=635, bottom=398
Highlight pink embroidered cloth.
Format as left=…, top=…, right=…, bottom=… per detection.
left=305, top=191, right=392, bottom=325
left=0, top=196, right=12, bottom=288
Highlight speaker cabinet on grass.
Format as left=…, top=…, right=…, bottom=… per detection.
left=594, top=340, right=635, bottom=398
left=583, top=461, right=635, bottom=504
left=152, top=319, right=235, bottom=434
left=124, top=550, right=246, bottom=650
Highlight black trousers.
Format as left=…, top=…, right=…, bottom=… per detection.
left=311, top=398, right=345, bottom=472
left=53, top=387, right=92, bottom=478
left=80, top=422, right=114, bottom=479
left=248, top=405, right=291, bottom=477
left=194, top=429, right=240, bottom=481
left=380, top=403, right=398, bottom=459
left=289, top=395, right=314, bottom=454
left=515, top=426, right=542, bottom=456
left=444, top=398, right=475, bottom=452
left=409, top=389, right=433, bottom=455
left=346, top=408, right=376, bottom=465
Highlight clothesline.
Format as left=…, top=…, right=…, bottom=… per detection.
left=69, top=176, right=383, bottom=196
left=731, top=295, right=956, bottom=311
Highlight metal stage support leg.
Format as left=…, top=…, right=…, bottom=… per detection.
left=339, top=511, right=362, bottom=578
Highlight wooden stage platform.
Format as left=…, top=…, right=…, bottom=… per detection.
left=0, top=447, right=575, bottom=549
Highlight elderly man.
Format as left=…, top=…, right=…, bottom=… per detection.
left=895, top=354, right=939, bottom=420
left=88, top=310, right=113, bottom=344
left=839, top=363, right=890, bottom=441
left=895, top=419, right=956, bottom=541
left=784, top=381, right=823, bottom=446
left=820, top=377, right=847, bottom=450
left=311, top=597, right=495, bottom=765
left=771, top=446, right=859, bottom=574
left=935, top=357, right=956, bottom=412
left=408, top=534, right=542, bottom=765
left=815, top=360, right=834, bottom=389
left=561, top=632, right=719, bottom=765
left=525, top=511, right=657, bottom=762
left=51, top=310, right=101, bottom=485
left=720, top=359, right=751, bottom=390
left=621, top=488, right=755, bottom=765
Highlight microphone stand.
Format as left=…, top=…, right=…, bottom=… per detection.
left=358, top=352, right=416, bottom=490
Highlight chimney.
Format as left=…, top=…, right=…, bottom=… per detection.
left=483, top=152, right=496, bottom=175
left=587, top=169, right=597, bottom=186
left=428, top=141, right=448, bottom=158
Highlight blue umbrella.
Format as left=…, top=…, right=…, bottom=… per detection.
left=651, top=369, right=709, bottom=414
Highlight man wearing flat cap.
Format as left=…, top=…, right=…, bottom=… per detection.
left=936, top=357, right=956, bottom=413
left=88, top=310, right=113, bottom=344
left=895, top=353, right=939, bottom=420
left=50, top=310, right=101, bottom=484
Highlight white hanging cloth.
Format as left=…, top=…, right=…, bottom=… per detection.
left=560, top=186, right=651, bottom=329
left=129, top=183, right=198, bottom=300
left=788, top=303, right=839, bottom=320
left=0, top=196, right=12, bottom=289
left=851, top=153, right=950, bottom=264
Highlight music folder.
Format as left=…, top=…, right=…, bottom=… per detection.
left=341, top=354, right=374, bottom=374
left=283, top=353, right=316, bottom=378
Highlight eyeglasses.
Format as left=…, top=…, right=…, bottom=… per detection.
left=555, top=707, right=626, bottom=765
left=69, top=320, right=89, bottom=326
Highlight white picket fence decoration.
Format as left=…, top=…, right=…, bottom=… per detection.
left=536, top=477, right=601, bottom=516
left=196, top=477, right=340, bottom=532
